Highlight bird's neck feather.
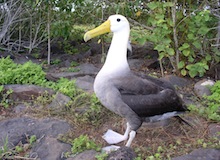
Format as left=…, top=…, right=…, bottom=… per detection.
left=101, top=29, right=130, bottom=75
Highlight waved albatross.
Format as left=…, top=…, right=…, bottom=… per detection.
left=84, top=15, right=188, bottom=149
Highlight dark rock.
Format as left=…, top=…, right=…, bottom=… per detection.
left=194, top=79, right=215, bottom=97
left=4, top=84, right=55, bottom=101
left=75, top=75, right=94, bottom=92
left=67, top=150, right=98, bottom=160
left=75, top=63, right=99, bottom=74
left=107, top=147, right=136, bottom=160
left=162, top=75, right=192, bottom=87
left=46, top=63, right=99, bottom=81
left=14, top=104, right=27, bottom=113
left=0, top=117, right=71, bottom=148
left=128, top=59, right=144, bottom=70
left=172, top=148, right=220, bottom=160
left=31, top=136, right=71, bottom=160
left=48, top=92, right=71, bottom=109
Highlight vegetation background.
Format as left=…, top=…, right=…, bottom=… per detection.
left=0, top=0, right=220, bottom=78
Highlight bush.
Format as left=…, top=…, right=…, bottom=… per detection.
left=0, top=57, right=46, bottom=85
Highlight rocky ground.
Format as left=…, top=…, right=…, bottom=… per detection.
left=0, top=42, right=220, bottom=160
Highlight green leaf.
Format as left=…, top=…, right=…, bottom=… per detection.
left=163, top=2, right=174, bottom=7
left=167, top=18, right=174, bottom=27
left=179, top=43, right=190, bottom=51
left=154, top=45, right=165, bottom=52
left=181, top=69, right=187, bottom=76
left=178, top=61, right=185, bottom=69
left=205, top=54, right=212, bottom=61
left=188, top=56, right=195, bottom=63
left=137, top=37, right=146, bottom=45
left=198, top=27, right=210, bottom=35
left=204, top=64, right=209, bottom=70
left=192, top=41, right=201, bottom=49
left=157, top=19, right=166, bottom=24
left=158, top=52, right=165, bottom=60
left=167, top=48, right=175, bottom=56
left=186, top=64, right=192, bottom=70
left=183, top=50, right=190, bottom=56
left=147, top=2, right=158, bottom=10
left=187, top=33, right=195, bottom=40
left=188, top=70, right=197, bottom=78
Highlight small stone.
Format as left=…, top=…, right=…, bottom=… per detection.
left=67, top=150, right=98, bottom=160
left=75, top=75, right=94, bottom=92
left=31, top=137, right=71, bottom=160
left=48, top=92, right=71, bottom=109
left=172, top=148, right=220, bottom=160
left=194, top=79, right=215, bottom=97
left=107, top=147, right=136, bottom=160
left=4, top=84, right=55, bottom=101
left=162, top=75, right=191, bottom=87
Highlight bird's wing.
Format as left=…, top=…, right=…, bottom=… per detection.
left=111, top=73, right=187, bottom=117
left=112, top=73, right=164, bottom=95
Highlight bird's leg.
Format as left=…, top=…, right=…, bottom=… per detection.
left=102, top=122, right=131, bottom=144
left=102, top=123, right=131, bottom=153
left=125, top=130, right=136, bottom=147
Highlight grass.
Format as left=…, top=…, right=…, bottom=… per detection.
left=0, top=134, right=37, bottom=159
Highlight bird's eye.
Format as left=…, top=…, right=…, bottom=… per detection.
left=117, top=18, right=121, bottom=22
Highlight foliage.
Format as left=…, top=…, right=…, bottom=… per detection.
left=95, top=152, right=108, bottom=160
left=0, top=136, right=9, bottom=159
left=204, top=81, right=220, bottom=121
left=71, top=135, right=101, bottom=154
left=142, top=1, right=218, bottom=77
left=0, top=57, right=77, bottom=96
left=0, top=134, right=37, bottom=159
left=177, top=10, right=215, bottom=77
left=77, top=94, right=105, bottom=125
left=189, top=81, right=220, bottom=121
left=0, top=57, right=46, bottom=85
left=29, top=135, right=37, bottom=145
left=0, top=86, right=13, bottom=108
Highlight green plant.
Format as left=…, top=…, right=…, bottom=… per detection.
left=71, top=61, right=79, bottom=67
left=51, top=59, right=61, bottom=65
left=177, top=10, right=215, bottom=77
left=52, top=78, right=78, bottom=98
left=0, top=86, right=13, bottom=108
left=71, top=135, right=101, bottom=154
left=29, top=135, right=37, bottom=145
left=0, top=57, right=46, bottom=85
left=144, top=2, right=218, bottom=77
left=0, top=136, right=9, bottom=159
left=15, top=146, right=23, bottom=153
left=95, top=152, right=108, bottom=160
left=83, top=94, right=103, bottom=123
left=189, top=81, right=220, bottom=121
left=67, top=67, right=80, bottom=72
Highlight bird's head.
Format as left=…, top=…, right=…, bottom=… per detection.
left=84, top=14, right=129, bottom=42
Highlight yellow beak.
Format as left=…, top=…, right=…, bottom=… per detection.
left=84, top=20, right=111, bottom=42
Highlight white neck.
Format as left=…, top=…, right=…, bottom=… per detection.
left=100, top=29, right=130, bottom=76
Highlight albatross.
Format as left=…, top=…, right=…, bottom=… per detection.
left=84, top=14, right=188, bottom=149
